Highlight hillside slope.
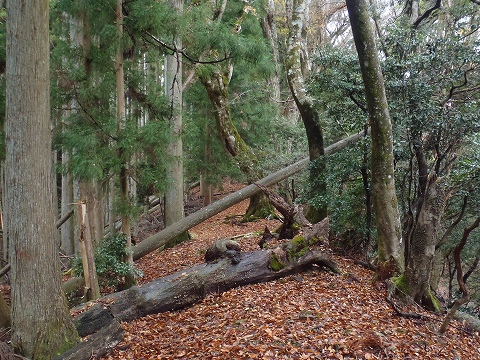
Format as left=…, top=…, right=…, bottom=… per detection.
left=102, top=181, right=480, bottom=359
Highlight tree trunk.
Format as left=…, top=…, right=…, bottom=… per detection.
left=55, top=317, right=124, bottom=360
left=0, top=292, right=10, bottom=329
left=164, top=0, right=188, bottom=248
left=439, top=215, right=480, bottom=333
left=261, top=0, right=281, bottom=103
left=5, top=1, right=80, bottom=357
left=61, top=151, right=75, bottom=255
left=406, top=176, right=445, bottom=310
left=198, top=67, right=274, bottom=220
left=73, top=222, right=334, bottom=328
left=286, top=0, right=327, bottom=223
left=346, top=0, right=404, bottom=278
left=76, top=202, right=101, bottom=301
left=61, top=232, right=335, bottom=360
left=198, top=68, right=259, bottom=178
left=133, top=130, right=369, bottom=260
left=116, top=0, right=136, bottom=288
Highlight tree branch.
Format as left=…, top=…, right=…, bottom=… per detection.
left=144, top=32, right=230, bottom=65
left=436, top=192, right=468, bottom=250
left=413, top=0, right=441, bottom=29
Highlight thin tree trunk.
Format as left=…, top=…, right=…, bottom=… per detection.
left=61, top=151, right=75, bottom=255
left=346, top=0, right=404, bottom=278
left=164, top=0, right=187, bottom=247
left=116, top=0, right=135, bottom=287
left=439, top=215, right=480, bottom=334
left=76, top=203, right=101, bottom=301
left=6, top=1, right=79, bottom=356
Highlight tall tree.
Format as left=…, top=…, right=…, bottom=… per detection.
left=164, top=0, right=188, bottom=247
left=286, top=0, right=327, bottom=223
left=261, top=0, right=281, bottom=102
left=116, top=0, right=136, bottom=287
left=5, top=0, right=79, bottom=357
left=346, top=0, right=404, bottom=278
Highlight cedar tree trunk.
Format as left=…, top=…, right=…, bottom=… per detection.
left=5, top=1, right=79, bottom=357
left=164, top=0, right=188, bottom=247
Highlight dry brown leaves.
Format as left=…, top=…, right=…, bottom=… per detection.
left=102, top=182, right=480, bottom=359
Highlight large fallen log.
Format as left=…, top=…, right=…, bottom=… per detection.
left=62, top=220, right=336, bottom=359
left=133, top=129, right=369, bottom=260
left=83, top=248, right=337, bottom=325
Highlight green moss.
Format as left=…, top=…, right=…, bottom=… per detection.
left=391, top=274, right=409, bottom=295
left=269, top=253, right=285, bottom=271
left=286, top=235, right=309, bottom=261
left=428, top=288, right=441, bottom=312
left=34, top=322, right=80, bottom=359
left=291, top=222, right=302, bottom=230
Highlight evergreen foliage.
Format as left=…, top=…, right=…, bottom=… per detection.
left=308, top=3, right=480, bottom=258
left=72, top=234, right=142, bottom=289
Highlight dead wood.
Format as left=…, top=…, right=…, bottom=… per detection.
left=132, top=129, right=369, bottom=260
left=255, top=183, right=312, bottom=239
left=65, top=238, right=338, bottom=358
left=258, top=226, right=274, bottom=248
left=354, top=259, right=377, bottom=272
left=54, top=317, right=123, bottom=360
left=204, top=239, right=242, bottom=264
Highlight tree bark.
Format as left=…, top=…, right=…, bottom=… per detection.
left=76, top=202, right=101, bottom=301
left=261, top=0, right=281, bottom=103
left=164, top=0, right=188, bottom=247
left=132, top=130, right=369, bottom=260
left=405, top=176, right=445, bottom=309
left=198, top=66, right=274, bottom=220
left=62, top=232, right=335, bottom=359
left=6, top=1, right=80, bottom=357
left=116, top=0, right=136, bottom=288
left=198, top=68, right=259, bottom=179
left=286, top=0, right=327, bottom=223
left=76, top=238, right=337, bottom=329
left=0, top=292, right=10, bottom=329
left=439, top=215, right=480, bottom=333
left=55, top=317, right=124, bottom=360
left=346, top=0, right=404, bottom=278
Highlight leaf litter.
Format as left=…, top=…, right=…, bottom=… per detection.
left=102, top=181, right=480, bottom=359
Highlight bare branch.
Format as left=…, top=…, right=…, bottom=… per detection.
left=144, top=32, right=230, bottom=65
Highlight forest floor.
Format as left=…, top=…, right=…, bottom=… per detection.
left=99, top=179, right=480, bottom=360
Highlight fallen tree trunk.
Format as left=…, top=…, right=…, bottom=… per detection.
left=81, top=250, right=338, bottom=327
left=61, top=216, right=335, bottom=359
left=133, top=129, right=369, bottom=260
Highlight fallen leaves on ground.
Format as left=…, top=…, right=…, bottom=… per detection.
left=102, top=181, right=480, bottom=359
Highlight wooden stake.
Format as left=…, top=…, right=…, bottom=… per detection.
left=76, top=202, right=100, bottom=300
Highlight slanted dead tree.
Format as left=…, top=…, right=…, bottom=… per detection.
left=132, top=129, right=369, bottom=260
left=57, top=131, right=368, bottom=358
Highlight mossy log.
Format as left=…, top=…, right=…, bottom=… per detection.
left=62, top=238, right=338, bottom=359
